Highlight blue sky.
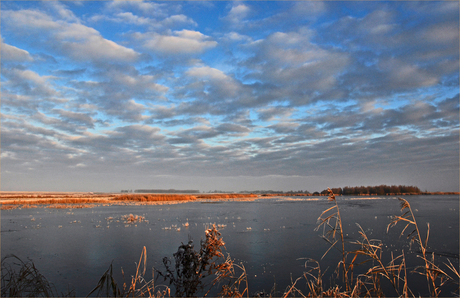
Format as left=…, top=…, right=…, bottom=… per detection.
left=1, top=1, right=458, bottom=192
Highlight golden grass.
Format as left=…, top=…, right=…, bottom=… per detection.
left=197, top=194, right=258, bottom=199
left=114, top=194, right=197, bottom=202
left=261, top=193, right=318, bottom=197
left=0, top=205, right=20, bottom=210
left=1, top=198, right=112, bottom=205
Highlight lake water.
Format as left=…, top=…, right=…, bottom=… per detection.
left=1, top=195, right=459, bottom=296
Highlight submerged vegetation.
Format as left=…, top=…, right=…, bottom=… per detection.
left=1, top=189, right=459, bottom=297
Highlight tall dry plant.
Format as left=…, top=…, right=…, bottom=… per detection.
left=156, top=225, right=247, bottom=297
left=87, top=246, right=171, bottom=298
left=349, top=224, right=412, bottom=297
left=315, top=188, right=351, bottom=291
left=1, top=254, right=74, bottom=297
left=387, top=197, right=459, bottom=297
left=308, top=190, right=458, bottom=297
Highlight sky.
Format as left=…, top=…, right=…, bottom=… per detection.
left=1, top=1, right=459, bottom=193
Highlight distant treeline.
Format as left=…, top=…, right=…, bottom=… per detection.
left=121, top=189, right=200, bottom=194
left=323, top=185, right=421, bottom=195
left=255, top=185, right=426, bottom=196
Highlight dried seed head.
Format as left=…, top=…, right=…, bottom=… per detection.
left=327, top=188, right=336, bottom=201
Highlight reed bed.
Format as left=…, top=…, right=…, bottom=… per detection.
left=114, top=194, right=198, bottom=202
left=0, top=205, right=20, bottom=210
left=0, top=192, right=113, bottom=199
left=0, top=198, right=113, bottom=205
left=48, top=204, right=97, bottom=209
left=196, top=194, right=258, bottom=199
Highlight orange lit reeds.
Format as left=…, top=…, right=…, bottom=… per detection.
left=114, top=194, right=197, bottom=202
left=0, top=205, right=20, bottom=210
left=1, top=198, right=112, bottom=205
left=196, top=194, right=258, bottom=199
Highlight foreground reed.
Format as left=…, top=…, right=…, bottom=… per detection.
left=297, top=188, right=459, bottom=297
left=1, top=255, right=74, bottom=297
left=87, top=225, right=248, bottom=298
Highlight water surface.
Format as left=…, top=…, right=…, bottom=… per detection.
left=2, top=195, right=458, bottom=296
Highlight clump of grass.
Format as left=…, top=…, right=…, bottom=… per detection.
left=1, top=254, right=74, bottom=297
left=121, top=214, right=146, bottom=224
left=87, top=247, right=166, bottom=297
left=314, top=188, right=350, bottom=291
left=294, top=188, right=460, bottom=297
left=88, top=225, right=247, bottom=298
left=386, top=198, right=460, bottom=297
left=156, top=225, right=248, bottom=297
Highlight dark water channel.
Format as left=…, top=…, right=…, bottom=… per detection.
left=1, top=195, right=459, bottom=296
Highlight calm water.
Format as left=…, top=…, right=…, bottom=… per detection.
left=1, top=195, right=459, bottom=296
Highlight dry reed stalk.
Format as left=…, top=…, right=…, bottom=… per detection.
left=315, top=188, right=351, bottom=291
left=350, top=224, right=413, bottom=297
left=1, top=254, right=73, bottom=297
left=297, top=258, right=325, bottom=297
left=387, top=198, right=439, bottom=296
left=282, top=276, right=307, bottom=298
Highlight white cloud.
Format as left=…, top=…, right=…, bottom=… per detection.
left=186, top=66, right=229, bottom=81
left=422, top=22, right=458, bottom=44
left=223, top=32, right=252, bottom=43
left=0, top=40, right=34, bottom=62
left=162, top=14, right=197, bottom=27
left=115, top=12, right=150, bottom=25
left=2, top=68, right=58, bottom=97
left=143, top=30, right=217, bottom=54
left=3, top=9, right=139, bottom=63
left=106, top=0, right=166, bottom=17
left=225, top=4, right=250, bottom=23
left=378, top=58, right=439, bottom=89
left=3, top=9, right=60, bottom=30
left=45, top=1, right=79, bottom=22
